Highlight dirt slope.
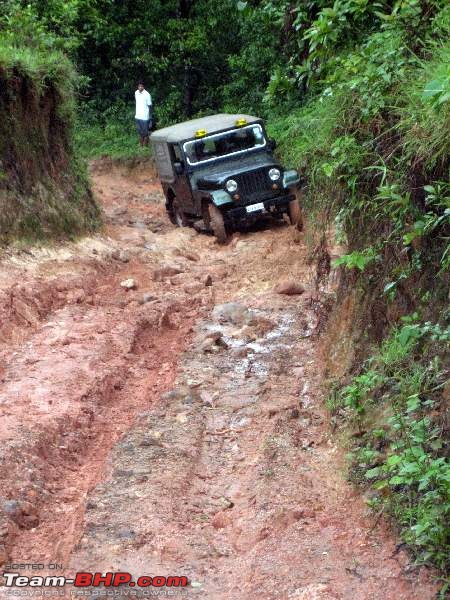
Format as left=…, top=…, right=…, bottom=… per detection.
left=0, top=160, right=438, bottom=599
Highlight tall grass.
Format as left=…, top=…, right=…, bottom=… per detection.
left=75, top=103, right=151, bottom=160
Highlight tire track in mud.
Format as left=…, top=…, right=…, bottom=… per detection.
left=68, top=294, right=437, bottom=599
left=0, top=300, right=199, bottom=568
left=0, top=162, right=210, bottom=573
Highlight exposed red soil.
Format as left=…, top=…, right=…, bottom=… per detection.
left=0, top=159, right=439, bottom=599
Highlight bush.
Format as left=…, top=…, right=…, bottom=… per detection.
left=0, top=6, right=100, bottom=243
left=75, top=102, right=150, bottom=160
left=336, top=319, right=450, bottom=573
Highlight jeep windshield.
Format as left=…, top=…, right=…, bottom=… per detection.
left=183, top=124, right=266, bottom=166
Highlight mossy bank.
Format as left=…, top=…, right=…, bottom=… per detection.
left=268, top=4, right=449, bottom=583
left=0, top=46, right=100, bottom=245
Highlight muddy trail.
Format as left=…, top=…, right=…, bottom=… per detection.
left=0, top=159, right=438, bottom=599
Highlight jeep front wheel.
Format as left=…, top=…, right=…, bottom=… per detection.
left=288, top=197, right=303, bottom=231
left=208, top=203, right=228, bottom=244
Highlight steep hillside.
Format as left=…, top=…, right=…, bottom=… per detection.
left=0, top=46, right=99, bottom=244
left=265, top=4, right=450, bottom=578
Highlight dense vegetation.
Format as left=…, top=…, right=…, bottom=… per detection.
left=0, top=3, right=100, bottom=242
left=1, top=0, right=449, bottom=584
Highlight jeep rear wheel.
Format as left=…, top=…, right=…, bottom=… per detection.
left=172, top=199, right=188, bottom=227
left=208, top=203, right=228, bottom=244
left=288, top=197, right=303, bottom=231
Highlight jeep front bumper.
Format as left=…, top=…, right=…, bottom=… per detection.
left=224, top=193, right=295, bottom=224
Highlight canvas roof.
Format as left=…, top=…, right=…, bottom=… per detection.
left=150, top=113, right=261, bottom=143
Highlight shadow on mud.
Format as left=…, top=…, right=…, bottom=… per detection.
left=234, top=215, right=289, bottom=236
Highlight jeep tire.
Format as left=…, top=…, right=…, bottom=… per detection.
left=288, top=197, right=303, bottom=231
left=172, top=199, right=189, bottom=227
left=208, top=203, right=228, bottom=244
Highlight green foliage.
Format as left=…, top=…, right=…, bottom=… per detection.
left=75, top=103, right=149, bottom=159
left=399, top=40, right=450, bottom=168
left=338, top=370, right=382, bottom=413
left=334, top=319, right=450, bottom=572
left=334, top=247, right=380, bottom=272
left=0, top=2, right=100, bottom=243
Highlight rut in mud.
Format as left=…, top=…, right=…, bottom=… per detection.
left=0, top=160, right=438, bottom=599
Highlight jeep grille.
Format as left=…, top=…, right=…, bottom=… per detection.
left=235, top=168, right=275, bottom=202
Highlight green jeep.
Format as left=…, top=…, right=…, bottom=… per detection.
left=150, top=113, right=303, bottom=243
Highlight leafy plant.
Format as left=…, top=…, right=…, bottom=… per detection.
left=333, top=247, right=380, bottom=271
left=335, top=318, right=450, bottom=572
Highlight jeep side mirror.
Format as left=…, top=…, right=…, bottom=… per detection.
left=174, top=161, right=184, bottom=175
left=267, top=138, right=277, bottom=151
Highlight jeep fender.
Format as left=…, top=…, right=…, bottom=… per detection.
left=282, top=169, right=300, bottom=189
left=210, top=189, right=233, bottom=208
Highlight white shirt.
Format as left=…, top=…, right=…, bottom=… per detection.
left=135, top=89, right=152, bottom=120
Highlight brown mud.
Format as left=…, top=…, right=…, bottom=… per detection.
left=0, top=160, right=439, bottom=599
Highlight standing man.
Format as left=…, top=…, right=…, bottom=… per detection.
left=135, top=81, right=152, bottom=146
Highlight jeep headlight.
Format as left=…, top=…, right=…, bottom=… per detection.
left=268, top=168, right=281, bottom=181
left=225, top=179, right=238, bottom=193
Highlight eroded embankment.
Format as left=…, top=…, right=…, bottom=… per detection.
left=0, top=59, right=99, bottom=243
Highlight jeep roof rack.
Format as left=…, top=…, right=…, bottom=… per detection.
left=150, top=113, right=261, bottom=144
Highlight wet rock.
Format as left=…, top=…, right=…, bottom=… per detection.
left=152, top=265, right=183, bottom=281
left=139, top=292, right=156, bottom=304
left=3, top=500, right=39, bottom=530
left=174, top=248, right=200, bottom=262
left=212, top=302, right=250, bottom=326
left=67, top=288, right=86, bottom=304
left=212, top=511, right=232, bottom=530
left=184, top=282, right=204, bottom=295
left=199, top=331, right=228, bottom=353
left=246, top=315, right=276, bottom=336
left=233, top=346, right=249, bottom=358
left=111, top=248, right=130, bottom=263
left=139, top=435, right=163, bottom=447
left=274, top=280, right=305, bottom=295
left=116, top=527, right=135, bottom=540
left=213, top=266, right=228, bottom=280
left=120, top=278, right=137, bottom=290
left=190, top=582, right=202, bottom=589
left=291, top=408, right=300, bottom=419
left=200, top=338, right=219, bottom=353
left=235, top=240, right=249, bottom=251
left=118, top=250, right=130, bottom=263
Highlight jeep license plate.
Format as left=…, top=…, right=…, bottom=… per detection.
left=246, top=202, right=265, bottom=213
